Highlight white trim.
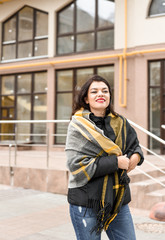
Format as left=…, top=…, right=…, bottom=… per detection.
left=3, top=40, right=16, bottom=44
left=0, top=55, right=49, bottom=63
left=34, top=35, right=48, bottom=40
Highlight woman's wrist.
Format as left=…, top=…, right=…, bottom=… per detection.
left=133, top=153, right=141, bottom=164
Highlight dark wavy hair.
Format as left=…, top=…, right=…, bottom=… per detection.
left=72, top=75, right=117, bottom=116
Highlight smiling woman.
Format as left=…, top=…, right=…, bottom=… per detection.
left=85, top=81, right=110, bottom=117
left=65, top=74, right=144, bottom=240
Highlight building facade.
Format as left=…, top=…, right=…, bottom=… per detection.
left=0, top=0, right=164, bottom=154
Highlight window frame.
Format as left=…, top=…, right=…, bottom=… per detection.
left=1, top=5, right=48, bottom=62
left=0, top=71, right=47, bottom=143
left=56, top=0, right=115, bottom=56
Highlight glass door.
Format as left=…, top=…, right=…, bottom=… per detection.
left=149, top=60, right=165, bottom=154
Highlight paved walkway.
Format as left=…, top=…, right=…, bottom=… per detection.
left=0, top=184, right=165, bottom=240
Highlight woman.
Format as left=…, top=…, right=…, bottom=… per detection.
left=65, top=75, right=144, bottom=240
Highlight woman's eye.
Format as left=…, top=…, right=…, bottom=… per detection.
left=103, top=90, right=108, bottom=93
left=91, top=91, right=97, bottom=94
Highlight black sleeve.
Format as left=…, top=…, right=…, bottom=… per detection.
left=124, top=119, right=144, bottom=165
left=93, top=154, right=118, bottom=178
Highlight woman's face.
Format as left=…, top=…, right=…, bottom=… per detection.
left=85, top=81, right=110, bottom=116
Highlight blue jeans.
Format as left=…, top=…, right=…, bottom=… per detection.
left=69, top=204, right=136, bottom=240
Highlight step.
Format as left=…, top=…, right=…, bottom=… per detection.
left=146, top=188, right=165, bottom=206
left=130, top=176, right=165, bottom=193
left=129, top=169, right=165, bottom=183
left=130, top=187, right=165, bottom=210
left=130, top=176, right=165, bottom=208
left=130, top=176, right=165, bottom=210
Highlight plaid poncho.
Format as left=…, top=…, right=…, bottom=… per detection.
left=65, top=108, right=141, bottom=233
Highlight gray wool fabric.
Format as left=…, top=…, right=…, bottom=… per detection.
left=65, top=109, right=122, bottom=188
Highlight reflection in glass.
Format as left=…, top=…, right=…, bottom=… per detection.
left=76, top=68, right=93, bottom=91
left=2, top=44, right=16, bottom=60
left=18, top=6, right=33, bottom=41
left=59, top=3, right=74, bottom=34
left=1, top=96, right=15, bottom=107
left=150, top=62, right=161, bottom=86
left=57, top=0, right=115, bottom=55
left=149, top=88, right=160, bottom=153
left=97, top=66, right=114, bottom=88
left=77, top=33, right=94, bottom=52
left=1, top=123, right=14, bottom=141
left=33, top=94, right=47, bottom=143
left=18, top=42, right=32, bottom=58
left=17, top=95, right=31, bottom=142
left=36, top=11, right=48, bottom=37
left=17, top=74, right=31, bottom=93
left=97, top=29, right=114, bottom=50
left=2, top=109, right=8, bottom=118
left=9, top=108, right=14, bottom=118
left=34, top=39, right=48, bottom=56
left=98, top=0, right=115, bottom=27
left=58, top=36, right=74, bottom=54
left=57, top=93, right=72, bottom=119
left=97, top=66, right=114, bottom=103
left=57, top=70, right=73, bottom=91
left=76, top=0, right=95, bottom=32
left=56, top=93, right=72, bottom=143
left=1, top=75, right=15, bottom=95
left=4, top=16, right=16, bottom=42
left=34, top=72, right=47, bottom=92
left=149, top=0, right=165, bottom=16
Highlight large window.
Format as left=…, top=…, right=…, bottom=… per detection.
left=0, top=72, right=47, bottom=143
left=57, top=0, right=115, bottom=55
left=2, top=6, right=48, bottom=61
left=55, top=65, right=114, bottom=143
left=148, top=0, right=165, bottom=17
left=148, top=60, right=165, bottom=154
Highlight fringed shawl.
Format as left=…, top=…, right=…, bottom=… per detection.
left=65, top=108, right=139, bottom=233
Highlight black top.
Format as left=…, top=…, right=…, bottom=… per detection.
left=68, top=113, right=144, bottom=207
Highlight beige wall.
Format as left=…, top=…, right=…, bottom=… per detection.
left=115, top=0, right=165, bottom=49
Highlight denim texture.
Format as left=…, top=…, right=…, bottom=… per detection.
left=69, top=204, right=136, bottom=240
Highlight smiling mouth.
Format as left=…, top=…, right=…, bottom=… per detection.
left=96, top=98, right=105, bottom=103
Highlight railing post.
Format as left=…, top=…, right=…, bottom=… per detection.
left=14, top=123, right=17, bottom=166
left=9, top=144, right=12, bottom=167
left=46, top=127, right=49, bottom=168
left=9, top=144, right=14, bottom=186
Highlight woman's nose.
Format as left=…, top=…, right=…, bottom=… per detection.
left=98, top=90, right=103, bottom=96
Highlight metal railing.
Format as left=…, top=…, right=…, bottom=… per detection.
left=0, top=119, right=165, bottom=187
left=128, top=119, right=165, bottom=187
left=0, top=119, right=70, bottom=168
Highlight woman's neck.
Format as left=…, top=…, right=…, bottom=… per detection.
left=91, top=110, right=105, bottom=117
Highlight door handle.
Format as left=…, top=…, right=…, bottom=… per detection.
left=161, top=125, right=165, bottom=129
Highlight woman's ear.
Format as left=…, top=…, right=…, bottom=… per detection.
left=85, top=97, right=89, bottom=104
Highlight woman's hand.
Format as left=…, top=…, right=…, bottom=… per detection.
left=117, top=155, right=130, bottom=170
left=127, top=153, right=140, bottom=173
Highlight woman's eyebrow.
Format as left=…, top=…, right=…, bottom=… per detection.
left=90, top=87, right=108, bottom=90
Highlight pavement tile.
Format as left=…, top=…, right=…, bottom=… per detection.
left=16, top=233, right=55, bottom=240
left=0, top=185, right=165, bottom=240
